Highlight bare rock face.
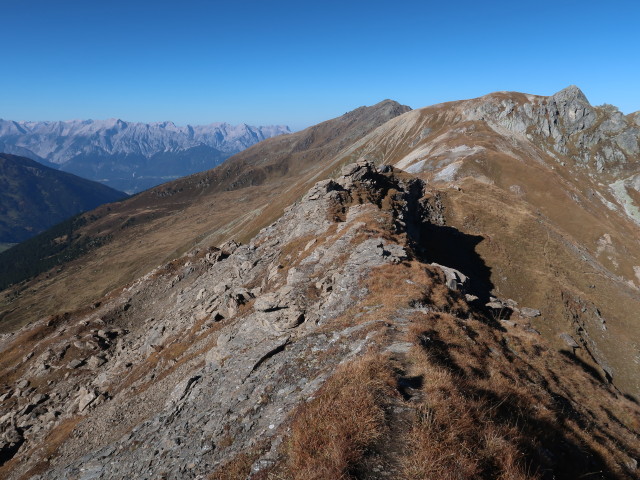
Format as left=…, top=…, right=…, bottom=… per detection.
left=463, top=85, right=639, bottom=172
left=547, top=85, right=596, bottom=135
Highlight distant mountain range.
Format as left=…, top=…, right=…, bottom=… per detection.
left=0, top=153, right=126, bottom=243
left=0, top=119, right=291, bottom=193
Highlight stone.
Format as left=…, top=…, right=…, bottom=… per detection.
left=31, top=393, right=49, bottom=405
left=220, top=240, right=240, bottom=255
left=341, top=162, right=363, bottom=177
left=485, top=301, right=505, bottom=310
left=87, top=355, right=107, bottom=369
left=277, top=309, right=305, bottom=331
left=559, top=333, right=580, bottom=349
left=17, top=380, right=30, bottom=389
left=385, top=342, right=413, bottom=354
left=77, top=388, right=98, bottom=412
left=254, top=293, right=282, bottom=312
left=431, top=263, right=468, bottom=292
left=68, top=359, right=84, bottom=369
left=257, top=308, right=305, bottom=332
left=520, top=307, right=541, bottom=318
left=205, top=250, right=224, bottom=264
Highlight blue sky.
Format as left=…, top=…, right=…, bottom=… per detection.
left=2, top=0, right=639, bottom=130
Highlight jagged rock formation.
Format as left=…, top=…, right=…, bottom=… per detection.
left=0, top=119, right=291, bottom=193
left=1, top=162, right=638, bottom=479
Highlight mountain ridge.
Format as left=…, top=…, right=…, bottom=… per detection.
left=0, top=153, right=127, bottom=243
left=0, top=100, right=409, bottom=332
left=0, top=88, right=639, bottom=428
left=0, top=160, right=638, bottom=479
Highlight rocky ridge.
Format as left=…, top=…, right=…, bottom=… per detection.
left=1, top=162, right=638, bottom=479
left=463, top=85, right=639, bottom=175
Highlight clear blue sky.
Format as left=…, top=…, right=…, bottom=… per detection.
left=2, top=0, right=639, bottom=130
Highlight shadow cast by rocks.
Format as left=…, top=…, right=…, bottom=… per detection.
left=414, top=224, right=494, bottom=303
left=400, top=183, right=495, bottom=305
left=559, top=350, right=605, bottom=383
left=396, top=375, right=424, bottom=401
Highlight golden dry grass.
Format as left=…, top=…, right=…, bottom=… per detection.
left=284, top=353, right=397, bottom=480
left=400, top=311, right=639, bottom=480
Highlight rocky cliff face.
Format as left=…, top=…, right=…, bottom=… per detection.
left=1, top=162, right=638, bottom=479
left=462, top=85, right=639, bottom=174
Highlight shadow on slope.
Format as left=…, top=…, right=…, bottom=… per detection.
left=405, top=316, right=639, bottom=480
left=401, top=181, right=494, bottom=303
left=418, top=224, right=493, bottom=301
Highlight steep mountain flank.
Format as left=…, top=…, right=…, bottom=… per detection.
left=0, top=100, right=410, bottom=332
left=0, top=154, right=126, bottom=243
left=0, top=163, right=638, bottom=479
left=0, top=119, right=291, bottom=193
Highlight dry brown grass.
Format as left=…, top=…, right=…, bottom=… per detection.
left=208, top=451, right=257, bottom=480
left=366, top=261, right=468, bottom=317
left=284, top=353, right=397, bottom=480
left=401, top=311, right=640, bottom=480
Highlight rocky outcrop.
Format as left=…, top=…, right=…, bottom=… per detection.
left=463, top=85, right=639, bottom=172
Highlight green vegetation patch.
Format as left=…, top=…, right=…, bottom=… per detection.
left=0, top=215, right=111, bottom=291
left=0, top=243, right=17, bottom=253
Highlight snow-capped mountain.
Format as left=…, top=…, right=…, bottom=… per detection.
left=0, top=119, right=291, bottom=193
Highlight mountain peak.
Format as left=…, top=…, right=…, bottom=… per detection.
left=371, top=98, right=412, bottom=114
left=551, top=85, right=590, bottom=105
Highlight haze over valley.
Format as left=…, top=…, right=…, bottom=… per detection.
left=0, top=119, right=290, bottom=194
